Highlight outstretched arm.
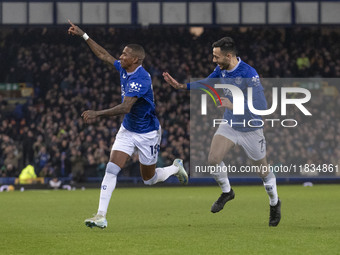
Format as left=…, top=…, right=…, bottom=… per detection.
left=81, top=96, right=138, bottom=123
left=68, top=20, right=116, bottom=66
left=162, top=72, right=186, bottom=90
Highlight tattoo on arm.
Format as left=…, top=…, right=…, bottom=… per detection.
left=86, top=38, right=116, bottom=65
left=96, top=97, right=138, bottom=117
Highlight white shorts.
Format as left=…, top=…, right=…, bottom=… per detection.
left=112, top=125, right=161, bottom=165
left=214, top=124, right=266, bottom=161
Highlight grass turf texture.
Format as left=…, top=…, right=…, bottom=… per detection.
left=0, top=185, right=339, bottom=255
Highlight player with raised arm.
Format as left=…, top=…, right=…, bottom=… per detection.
left=68, top=20, right=188, bottom=229
left=163, top=37, right=281, bottom=227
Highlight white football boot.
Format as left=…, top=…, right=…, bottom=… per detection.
left=84, top=214, right=107, bottom=229
left=173, top=159, right=189, bottom=185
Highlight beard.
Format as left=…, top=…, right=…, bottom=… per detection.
left=219, top=62, right=229, bottom=70
left=120, top=61, right=127, bottom=69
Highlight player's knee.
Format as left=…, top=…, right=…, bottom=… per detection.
left=106, top=162, right=121, bottom=176
left=208, top=153, right=221, bottom=166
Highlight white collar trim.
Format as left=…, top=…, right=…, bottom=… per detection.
left=226, top=57, right=241, bottom=73
left=127, top=65, right=142, bottom=75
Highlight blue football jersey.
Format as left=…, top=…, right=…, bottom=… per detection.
left=114, top=60, right=159, bottom=133
left=189, top=58, right=267, bottom=132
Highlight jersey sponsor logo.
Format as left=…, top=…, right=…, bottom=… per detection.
left=251, top=75, right=260, bottom=86
left=223, top=88, right=233, bottom=97
left=129, top=82, right=142, bottom=92
left=121, top=84, right=125, bottom=97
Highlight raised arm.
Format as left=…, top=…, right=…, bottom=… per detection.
left=162, top=72, right=186, bottom=89
left=68, top=20, right=116, bottom=66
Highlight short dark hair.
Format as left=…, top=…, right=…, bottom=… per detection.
left=212, top=37, right=237, bottom=56
left=126, top=44, right=145, bottom=61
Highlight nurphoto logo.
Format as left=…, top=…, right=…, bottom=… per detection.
left=200, top=84, right=312, bottom=128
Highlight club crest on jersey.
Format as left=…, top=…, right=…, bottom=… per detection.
left=235, top=76, right=242, bottom=85
left=129, top=82, right=142, bottom=92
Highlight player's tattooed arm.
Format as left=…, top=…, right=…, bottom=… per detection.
left=81, top=96, right=138, bottom=123
left=85, top=38, right=116, bottom=66
left=162, top=72, right=186, bottom=89
left=68, top=20, right=116, bottom=66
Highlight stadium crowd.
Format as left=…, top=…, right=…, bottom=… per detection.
left=0, top=27, right=339, bottom=181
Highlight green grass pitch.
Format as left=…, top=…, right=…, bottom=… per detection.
left=0, top=184, right=339, bottom=255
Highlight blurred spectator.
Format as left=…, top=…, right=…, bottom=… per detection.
left=49, top=177, right=62, bottom=189
left=18, top=164, right=36, bottom=184
left=96, top=156, right=107, bottom=177
left=296, top=53, right=310, bottom=76
left=70, top=148, right=85, bottom=183
left=38, top=164, right=54, bottom=178
left=35, top=146, right=50, bottom=174
left=22, top=129, right=35, bottom=166
left=85, top=154, right=97, bottom=178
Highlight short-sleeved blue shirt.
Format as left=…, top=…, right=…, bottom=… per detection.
left=189, top=58, right=267, bottom=132
left=114, top=60, right=159, bottom=133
